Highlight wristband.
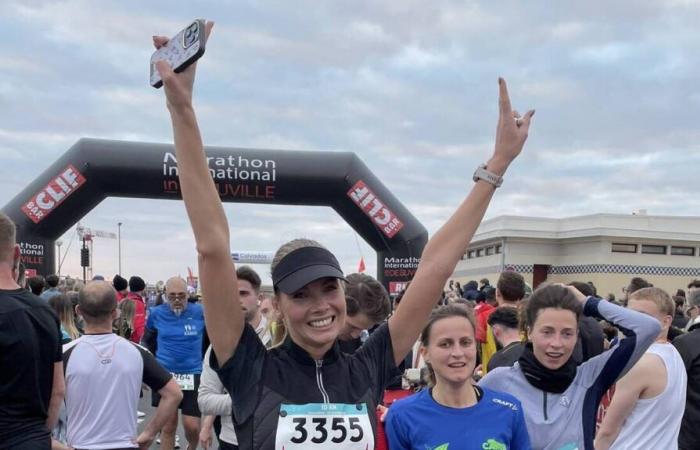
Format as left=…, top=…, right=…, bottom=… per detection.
left=472, top=164, right=503, bottom=188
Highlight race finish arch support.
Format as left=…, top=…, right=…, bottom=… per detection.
left=1, top=138, right=428, bottom=294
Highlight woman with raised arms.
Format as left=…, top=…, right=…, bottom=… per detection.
left=153, top=22, right=535, bottom=450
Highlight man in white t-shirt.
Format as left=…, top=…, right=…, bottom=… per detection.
left=63, top=281, right=182, bottom=449
left=596, top=287, right=687, bottom=450
left=198, top=266, right=271, bottom=450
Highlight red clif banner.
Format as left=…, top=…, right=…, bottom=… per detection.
left=347, top=180, right=404, bottom=238
left=21, top=165, right=87, bottom=224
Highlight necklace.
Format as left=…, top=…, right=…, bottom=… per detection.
left=82, top=337, right=118, bottom=365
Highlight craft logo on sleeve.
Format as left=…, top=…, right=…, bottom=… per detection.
left=21, top=165, right=87, bottom=224
left=347, top=180, right=404, bottom=238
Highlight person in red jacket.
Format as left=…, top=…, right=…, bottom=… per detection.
left=122, top=275, right=147, bottom=344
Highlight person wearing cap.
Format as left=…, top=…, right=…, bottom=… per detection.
left=123, top=275, right=147, bottom=344
left=113, top=274, right=128, bottom=300
left=153, top=22, right=534, bottom=450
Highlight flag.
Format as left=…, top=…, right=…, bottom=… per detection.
left=187, top=267, right=195, bottom=286
left=358, top=257, right=366, bottom=273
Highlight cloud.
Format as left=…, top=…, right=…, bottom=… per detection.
left=1, top=0, right=698, bottom=284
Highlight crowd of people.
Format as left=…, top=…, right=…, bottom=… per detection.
left=3, top=21, right=700, bottom=450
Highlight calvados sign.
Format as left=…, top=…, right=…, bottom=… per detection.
left=21, top=165, right=86, bottom=224
left=347, top=180, right=404, bottom=238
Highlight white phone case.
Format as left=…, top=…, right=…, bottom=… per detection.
left=150, top=19, right=206, bottom=88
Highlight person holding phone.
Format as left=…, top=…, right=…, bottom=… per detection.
left=152, top=21, right=534, bottom=450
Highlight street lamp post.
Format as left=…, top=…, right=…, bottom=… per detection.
left=118, top=222, right=122, bottom=276
left=56, top=240, right=63, bottom=278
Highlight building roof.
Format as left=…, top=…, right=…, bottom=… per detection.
left=472, top=213, right=700, bottom=243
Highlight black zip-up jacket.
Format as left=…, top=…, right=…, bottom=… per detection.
left=673, top=322, right=700, bottom=450
left=212, top=322, right=399, bottom=450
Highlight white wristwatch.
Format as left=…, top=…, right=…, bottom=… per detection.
left=472, top=164, right=503, bottom=188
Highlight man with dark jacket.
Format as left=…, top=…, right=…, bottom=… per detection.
left=673, top=290, right=700, bottom=450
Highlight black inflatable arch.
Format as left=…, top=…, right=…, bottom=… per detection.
left=2, top=138, right=427, bottom=294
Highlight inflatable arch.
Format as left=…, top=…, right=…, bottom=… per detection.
left=1, top=138, right=427, bottom=294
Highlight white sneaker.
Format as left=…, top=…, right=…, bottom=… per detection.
left=154, top=433, right=179, bottom=447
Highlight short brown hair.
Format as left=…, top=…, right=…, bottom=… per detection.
left=237, top=266, right=261, bottom=292
left=497, top=272, right=526, bottom=303
left=345, top=273, right=391, bottom=323
left=629, top=287, right=674, bottom=316
left=627, top=277, right=652, bottom=295
left=0, top=213, right=16, bottom=263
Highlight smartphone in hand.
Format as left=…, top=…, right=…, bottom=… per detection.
left=150, top=19, right=206, bottom=88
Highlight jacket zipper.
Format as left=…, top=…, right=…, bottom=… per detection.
left=315, top=360, right=330, bottom=404
left=543, top=392, right=548, bottom=421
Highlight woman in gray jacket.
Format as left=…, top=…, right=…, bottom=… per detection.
left=480, top=284, right=660, bottom=450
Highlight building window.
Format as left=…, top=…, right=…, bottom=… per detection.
left=486, top=246, right=494, bottom=256
left=476, top=248, right=484, bottom=257
left=671, top=246, right=696, bottom=256
left=641, top=245, right=667, bottom=255
left=467, top=250, right=475, bottom=259
left=495, top=244, right=502, bottom=254
left=612, top=243, right=637, bottom=253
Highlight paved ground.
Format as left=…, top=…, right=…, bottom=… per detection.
left=137, top=388, right=217, bottom=450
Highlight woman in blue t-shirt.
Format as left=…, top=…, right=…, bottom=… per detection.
left=386, top=304, right=531, bottom=450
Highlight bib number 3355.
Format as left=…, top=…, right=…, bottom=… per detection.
left=275, top=403, right=374, bottom=450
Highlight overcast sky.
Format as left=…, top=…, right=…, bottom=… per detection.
left=2, top=0, right=699, bottom=285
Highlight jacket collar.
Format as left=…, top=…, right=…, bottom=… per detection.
left=281, top=335, right=341, bottom=366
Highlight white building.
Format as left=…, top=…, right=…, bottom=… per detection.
left=451, top=213, right=700, bottom=298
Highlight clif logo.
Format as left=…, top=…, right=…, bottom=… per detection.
left=347, top=180, right=404, bottom=238
left=21, top=165, right=86, bottom=224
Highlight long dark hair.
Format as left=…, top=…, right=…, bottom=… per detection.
left=419, top=304, right=476, bottom=386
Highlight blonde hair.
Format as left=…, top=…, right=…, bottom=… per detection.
left=115, top=298, right=136, bottom=339
left=49, top=294, right=81, bottom=340
left=270, top=238, right=327, bottom=347
left=629, top=287, right=674, bottom=316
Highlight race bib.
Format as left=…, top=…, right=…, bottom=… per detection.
left=172, top=373, right=195, bottom=391
left=275, top=403, right=374, bottom=450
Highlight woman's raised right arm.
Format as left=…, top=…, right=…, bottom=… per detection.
left=155, top=22, right=243, bottom=365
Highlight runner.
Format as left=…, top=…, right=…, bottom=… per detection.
left=479, top=284, right=661, bottom=450
left=153, top=21, right=534, bottom=449
left=595, top=287, right=686, bottom=450
left=62, top=281, right=182, bottom=449
left=0, top=213, right=64, bottom=450
left=198, top=266, right=271, bottom=450
left=144, top=276, right=205, bottom=450
left=385, top=304, right=531, bottom=449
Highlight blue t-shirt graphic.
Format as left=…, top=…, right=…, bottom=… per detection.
left=385, top=387, right=531, bottom=450
left=146, top=303, right=204, bottom=374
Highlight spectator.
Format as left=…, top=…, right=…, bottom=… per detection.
left=487, top=306, right=525, bottom=371
left=338, top=273, right=391, bottom=353
left=41, top=274, right=62, bottom=302
left=0, top=212, right=64, bottom=449
left=480, top=272, right=526, bottom=372
left=48, top=294, right=81, bottom=343
left=114, top=297, right=135, bottom=340
left=673, top=295, right=689, bottom=329
left=687, top=279, right=700, bottom=296
left=112, top=274, right=128, bottom=301
left=568, top=281, right=606, bottom=363
left=685, top=290, right=700, bottom=331
left=673, top=289, right=700, bottom=450
left=479, top=277, right=491, bottom=291
left=462, top=280, right=481, bottom=301
left=125, top=276, right=147, bottom=344
left=28, top=275, right=45, bottom=296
